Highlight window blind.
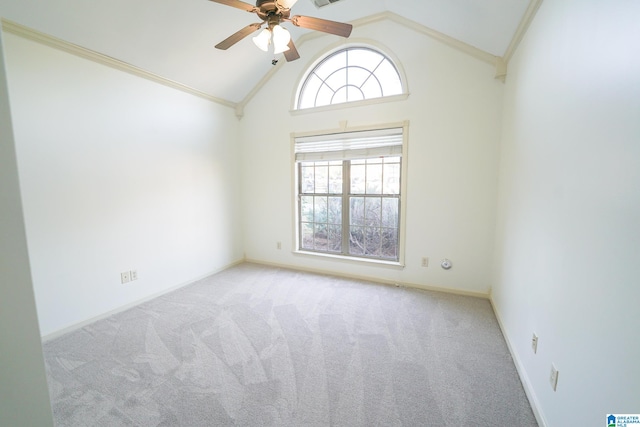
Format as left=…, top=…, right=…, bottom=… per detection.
left=294, top=127, right=403, bottom=162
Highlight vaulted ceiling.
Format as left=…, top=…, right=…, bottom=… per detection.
left=0, top=0, right=532, bottom=105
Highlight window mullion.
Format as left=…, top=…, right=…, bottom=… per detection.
left=346, top=49, right=349, bottom=102
left=341, top=160, right=350, bottom=255
left=297, top=162, right=303, bottom=250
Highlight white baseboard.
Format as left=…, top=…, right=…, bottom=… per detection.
left=244, top=258, right=490, bottom=299
left=489, top=296, right=547, bottom=427
left=41, top=259, right=244, bottom=342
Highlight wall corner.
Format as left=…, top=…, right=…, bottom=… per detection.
left=494, top=57, right=508, bottom=82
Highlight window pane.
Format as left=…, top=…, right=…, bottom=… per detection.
left=383, top=162, right=400, bottom=194
left=329, top=165, right=342, bottom=193
left=315, top=165, right=328, bottom=193
left=364, top=227, right=382, bottom=256
left=301, top=165, right=315, bottom=193
left=328, top=224, right=342, bottom=253
left=375, top=60, right=403, bottom=96
left=301, top=222, right=314, bottom=250
left=328, top=197, right=342, bottom=224
left=314, top=196, right=328, bottom=223
left=299, top=74, right=323, bottom=110
left=381, top=228, right=398, bottom=259
left=315, top=51, right=346, bottom=80
left=315, top=84, right=334, bottom=107
left=349, top=226, right=364, bottom=255
left=350, top=164, right=365, bottom=194
left=325, top=68, right=347, bottom=92
left=348, top=66, right=372, bottom=88
left=301, top=196, right=314, bottom=223
left=332, top=86, right=348, bottom=105
left=366, top=163, right=383, bottom=194
left=382, top=198, right=399, bottom=228
left=364, top=197, right=381, bottom=227
left=346, top=85, right=365, bottom=102
left=313, top=223, right=327, bottom=251
left=361, top=75, right=383, bottom=99
left=348, top=49, right=384, bottom=73
left=350, top=197, right=364, bottom=226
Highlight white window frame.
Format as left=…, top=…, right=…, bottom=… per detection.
left=292, top=122, right=409, bottom=267
left=292, top=42, right=409, bottom=115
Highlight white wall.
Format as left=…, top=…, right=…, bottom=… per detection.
left=4, top=32, right=244, bottom=336
left=241, top=18, right=503, bottom=295
left=492, top=0, right=640, bottom=425
left=0, top=27, right=54, bottom=426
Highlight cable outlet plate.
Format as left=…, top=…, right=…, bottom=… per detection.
left=121, top=270, right=138, bottom=284
left=120, top=271, right=130, bottom=284
left=532, top=333, right=538, bottom=354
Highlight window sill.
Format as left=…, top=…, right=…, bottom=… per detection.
left=290, top=93, right=409, bottom=116
left=293, top=250, right=405, bottom=269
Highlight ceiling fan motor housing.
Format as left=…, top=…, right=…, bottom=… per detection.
left=210, top=0, right=351, bottom=61
left=255, top=1, right=291, bottom=21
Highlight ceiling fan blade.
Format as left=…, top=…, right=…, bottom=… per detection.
left=215, top=23, right=262, bottom=50
left=290, top=15, right=353, bottom=38
left=208, top=0, right=256, bottom=13
left=284, top=39, right=300, bottom=62
left=276, top=0, right=298, bottom=9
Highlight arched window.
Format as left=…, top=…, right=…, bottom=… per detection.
left=296, top=47, right=403, bottom=110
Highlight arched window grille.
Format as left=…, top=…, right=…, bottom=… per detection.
left=297, top=47, right=403, bottom=110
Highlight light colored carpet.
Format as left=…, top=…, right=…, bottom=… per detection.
left=42, top=262, right=537, bottom=426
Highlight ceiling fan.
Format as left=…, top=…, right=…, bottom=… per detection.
left=209, top=0, right=353, bottom=62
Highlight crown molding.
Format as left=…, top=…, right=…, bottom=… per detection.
left=235, top=11, right=501, bottom=117
left=495, top=57, right=508, bottom=82
left=501, top=0, right=544, bottom=71
left=3, top=3, right=544, bottom=117
left=380, top=12, right=498, bottom=66
left=0, top=18, right=237, bottom=110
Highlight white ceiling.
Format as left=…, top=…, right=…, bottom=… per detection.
left=0, top=0, right=531, bottom=104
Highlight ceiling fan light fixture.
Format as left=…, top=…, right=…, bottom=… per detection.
left=272, top=25, right=291, bottom=54
left=252, top=28, right=271, bottom=52
left=212, top=0, right=352, bottom=61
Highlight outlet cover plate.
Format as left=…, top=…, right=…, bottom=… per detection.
left=550, top=364, right=559, bottom=391
left=121, top=271, right=130, bottom=284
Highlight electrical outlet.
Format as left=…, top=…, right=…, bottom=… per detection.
left=421, top=257, right=429, bottom=267
left=549, top=364, right=559, bottom=391
left=276, top=242, right=282, bottom=250
left=120, top=271, right=130, bottom=284
left=532, top=333, right=538, bottom=354
left=130, top=270, right=138, bottom=281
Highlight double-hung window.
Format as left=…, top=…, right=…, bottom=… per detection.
left=295, top=127, right=404, bottom=262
